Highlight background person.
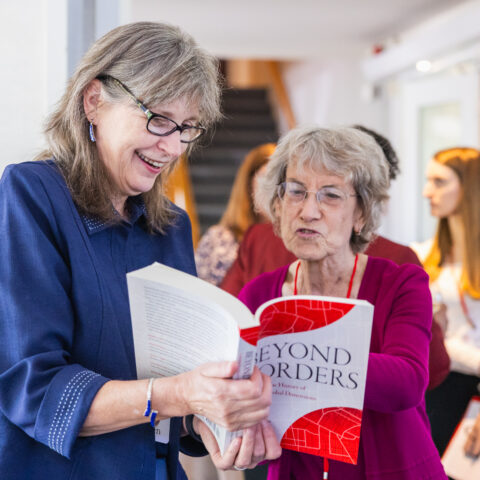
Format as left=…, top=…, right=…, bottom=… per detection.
left=238, top=125, right=446, bottom=479
left=0, top=22, right=279, bottom=480
left=412, top=147, right=480, bottom=457
left=195, top=143, right=275, bottom=285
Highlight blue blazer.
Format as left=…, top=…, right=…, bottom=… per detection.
left=0, top=161, right=204, bottom=479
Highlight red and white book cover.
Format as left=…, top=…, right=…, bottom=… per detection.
left=127, top=263, right=373, bottom=459
left=254, top=295, right=373, bottom=464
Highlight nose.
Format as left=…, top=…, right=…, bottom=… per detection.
left=156, top=130, right=184, bottom=159
left=299, top=192, right=322, bottom=220
left=423, top=181, right=433, bottom=198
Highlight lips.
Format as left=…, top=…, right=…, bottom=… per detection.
left=296, top=228, right=320, bottom=236
left=136, top=151, right=167, bottom=169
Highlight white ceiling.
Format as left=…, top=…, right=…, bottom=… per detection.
left=129, top=0, right=472, bottom=59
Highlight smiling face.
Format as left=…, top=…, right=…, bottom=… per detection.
left=423, top=160, right=462, bottom=219
left=84, top=79, right=199, bottom=213
left=277, top=162, right=363, bottom=262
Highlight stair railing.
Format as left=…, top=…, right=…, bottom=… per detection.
left=165, top=154, right=201, bottom=248
left=266, top=60, right=296, bottom=129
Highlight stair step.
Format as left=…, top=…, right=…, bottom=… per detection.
left=211, top=128, right=278, bottom=146
left=194, top=184, right=233, bottom=204
left=190, top=164, right=239, bottom=181
left=197, top=204, right=226, bottom=219
left=221, top=97, right=272, bottom=113
left=190, top=146, right=253, bottom=165
left=194, top=183, right=233, bottom=197
left=191, top=87, right=277, bottom=234
left=222, top=88, right=269, bottom=100
left=194, top=183, right=232, bottom=203
left=221, top=113, right=276, bottom=129
left=195, top=194, right=230, bottom=205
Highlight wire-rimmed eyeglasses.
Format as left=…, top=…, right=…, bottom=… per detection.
left=277, top=181, right=357, bottom=208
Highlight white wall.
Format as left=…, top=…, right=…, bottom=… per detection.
left=283, top=58, right=387, bottom=131
left=0, top=0, right=129, bottom=177
left=0, top=0, right=68, bottom=176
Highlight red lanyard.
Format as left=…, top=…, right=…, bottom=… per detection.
left=458, top=285, right=476, bottom=329
left=292, top=254, right=358, bottom=478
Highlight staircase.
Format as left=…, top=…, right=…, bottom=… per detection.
left=189, top=88, right=279, bottom=234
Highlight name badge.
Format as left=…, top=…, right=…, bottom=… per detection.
left=155, top=418, right=170, bottom=444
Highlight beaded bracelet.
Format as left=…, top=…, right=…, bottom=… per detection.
left=144, top=378, right=158, bottom=427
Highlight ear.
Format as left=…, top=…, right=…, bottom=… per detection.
left=353, top=208, right=365, bottom=235
left=83, top=79, right=103, bottom=122
left=271, top=197, right=282, bottom=226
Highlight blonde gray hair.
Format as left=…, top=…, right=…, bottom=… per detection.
left=36, top=22, right=221, bottom=232
left=256, top=125, right=390, bottom=253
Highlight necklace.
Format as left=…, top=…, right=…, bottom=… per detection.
left=293, top=254, right=359, bottom=298
left=446, top=264, right=476, bottom=330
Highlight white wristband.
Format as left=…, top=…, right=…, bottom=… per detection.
left=144, top=378, right=158, bottom=427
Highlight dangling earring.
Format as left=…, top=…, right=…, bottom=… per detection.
left=89, top=122, right=96, bottom=142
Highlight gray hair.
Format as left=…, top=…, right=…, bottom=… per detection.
left=256, top=125, right=390, bottom=253
left=37, top=22, right=221, bottom=232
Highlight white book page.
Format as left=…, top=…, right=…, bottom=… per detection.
left=126, top=263, right=259, bottom=448
left=128, top=265, right=249, bottom=379
left=442, top=398, right=480, bottom=480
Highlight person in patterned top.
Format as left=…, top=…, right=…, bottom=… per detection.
left=195, top=143, right=275, bottom=285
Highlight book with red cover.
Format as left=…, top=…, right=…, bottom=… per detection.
left=253, top=296, right=373, bottom=464
left=127, top=263, right=373, bottom=461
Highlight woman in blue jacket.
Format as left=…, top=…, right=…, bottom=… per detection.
left=0, top=22, right=279, bottom=480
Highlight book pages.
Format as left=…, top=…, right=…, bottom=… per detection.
left=127, top=262, right=258, bottom=451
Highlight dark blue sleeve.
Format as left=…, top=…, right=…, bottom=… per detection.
left=0, top=164, right=109, bottom=458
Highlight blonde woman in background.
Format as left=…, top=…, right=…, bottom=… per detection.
left=195, top=143, right=275, bottom=285
left=412, top=147, right=480, bottom=458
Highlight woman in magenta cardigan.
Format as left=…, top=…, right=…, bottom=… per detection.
left=238, top=125, right=446, bottom=479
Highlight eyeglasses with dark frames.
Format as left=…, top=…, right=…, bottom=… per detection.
left=98, top=75, right=206, bottom=144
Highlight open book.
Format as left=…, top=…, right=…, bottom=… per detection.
left=442, top=397, right=480, bottom=479
left=127, top=262, right=373, bottom=463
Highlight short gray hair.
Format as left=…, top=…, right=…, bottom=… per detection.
left=256, top=125, right=390, bottom=253
left=38, top=22, right=221, bottom=232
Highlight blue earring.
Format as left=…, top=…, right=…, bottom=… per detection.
left=89, top=122, right=96, bottom=142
